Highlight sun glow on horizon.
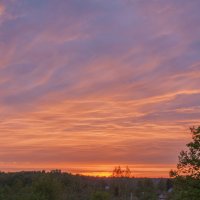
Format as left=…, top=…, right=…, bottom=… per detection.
left=0, top=162, right=176, bottom=178
left=78, top=171, right=112, bottom=178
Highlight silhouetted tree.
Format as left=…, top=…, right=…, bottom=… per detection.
left=112, top=166, right=132, bottom=178
left=112, top=166, right=134, bottom=199
left=170, top=126, right=200, bottom=199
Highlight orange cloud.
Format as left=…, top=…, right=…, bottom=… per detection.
left=0, top=3, right=5, bottom=16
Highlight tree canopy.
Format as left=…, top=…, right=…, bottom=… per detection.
left=112, top=166, right=132, bottom=178
left=170, top=126, right=200, bottom=200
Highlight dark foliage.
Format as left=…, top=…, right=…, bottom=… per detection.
left=0, top=170, right=169, bottom=200
left=169, top=126, right=200, bottom=200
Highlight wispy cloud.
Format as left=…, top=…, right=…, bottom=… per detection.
left=0, top=0, right=200, bottom=177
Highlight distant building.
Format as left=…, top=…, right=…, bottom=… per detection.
left=105, top=185, right=110, bottom=190
left=168, top=188, right=173, bottom=193
left=158, top=193, right=167, bottom=200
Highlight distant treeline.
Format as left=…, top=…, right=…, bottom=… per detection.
left=0, top=170, right=172, bottom=200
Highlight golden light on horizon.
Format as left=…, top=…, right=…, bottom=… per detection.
left=79, top=172, right=112, bottom=178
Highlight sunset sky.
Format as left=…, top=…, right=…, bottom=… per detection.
left=0, top=0, right=200, bottom=177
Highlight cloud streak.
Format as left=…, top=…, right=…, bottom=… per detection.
left=0, top=0, right=200, bottom=177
